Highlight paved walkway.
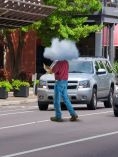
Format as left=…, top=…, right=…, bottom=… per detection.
left=0, top=88, right=37, bottom=106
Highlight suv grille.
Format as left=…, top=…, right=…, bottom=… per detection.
left=47, top=81, right=78, bottom=90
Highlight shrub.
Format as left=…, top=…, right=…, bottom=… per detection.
left=32, top=80, right=39, bottom=87
left=12, top=80, right=30, bottom=90
left=18, top=70, right=29, bottom=81
left=113, top=61, right=118, bottom=85
left=18, top=70, right=32, bottom=85
left=0, top=69, right=9, bottom=80
left=0, top=81, right=12, bottom=92
left=113, top=61, right=118, bottom=74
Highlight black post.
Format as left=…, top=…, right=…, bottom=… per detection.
left=109, top=24, right=115, bottom=64
left=103, top=0, right=107, bottom=6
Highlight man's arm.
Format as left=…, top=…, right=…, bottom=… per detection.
left=43, top=64, right=53, bottom=74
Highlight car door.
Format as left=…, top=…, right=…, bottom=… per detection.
left=98, top=60, right=109, bottom=97
left=94, top=61, right=104, bottom=98
left=95, top=60, right=107, bottom=98
left=104, top=60, right=114, bottom=95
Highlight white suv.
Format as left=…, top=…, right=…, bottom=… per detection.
left=37, top=57, right=115, bottom=110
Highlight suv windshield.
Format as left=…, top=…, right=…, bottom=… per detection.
left=69, top=60, right=94, bottom=74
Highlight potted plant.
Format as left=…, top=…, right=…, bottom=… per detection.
left=0, top=68, right=12, bottom=99
left=12, top=70, right=31, bottom=97
left=0, top=81, right=12, bottom=99
left=12, top=79, right=30, bottom=97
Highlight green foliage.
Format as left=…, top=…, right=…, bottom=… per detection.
left=33, top=0, right=102, bottom=46
left=113, top=61, right=118, bottom=74
left=12, top=80, right=30, bottom=90
left=31, top=80, right=39, bottom=87
left=0, top=81, right=13, bottom=92
left=35, top=80, right=39, bottom=85
left=1, top=0, right=102, bottom=47
left=44, top=0, right=101, bottom=13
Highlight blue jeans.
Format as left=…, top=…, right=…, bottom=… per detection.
left=54, top=80, right=77, bottom=118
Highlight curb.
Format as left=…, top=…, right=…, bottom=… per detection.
left=0, top=88, right=37, bottom=106
left=0, top=98, right=37, bottom=106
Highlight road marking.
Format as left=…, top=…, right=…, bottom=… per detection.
left=0, top=120, right=49, bottom=130
left=0, top=111, right=34, bottom=117
left=0, top=109, right=27, bottom=113
left=78, top=110, right=113, bottom=117
left=0, top=111, right=112, bottom=130
left=0, top=108, right=36, bottom=113
left=1, top=130, right=118, bottom=157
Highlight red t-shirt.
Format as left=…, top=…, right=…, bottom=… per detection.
left=52, top=60, right=68, bottom=80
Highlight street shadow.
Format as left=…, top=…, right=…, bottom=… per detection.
left=48, top=106, right=105, bottom=111
left=62, top=118, right=82, bottom=123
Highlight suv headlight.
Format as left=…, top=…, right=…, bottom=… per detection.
left=115, top=85, right=118, bottom=91
left=39, top=80, right=47, bottom=88
left=78, top=80, right=90, bottom=88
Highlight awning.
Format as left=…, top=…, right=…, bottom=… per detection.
left=0, top=0, right=56, bottom=28
left=103, top=24, right=118, bottom=46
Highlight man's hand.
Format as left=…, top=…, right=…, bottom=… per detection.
left=43, top=64, right=53, bottom=74
left=43, top=64, right=49, bottom=71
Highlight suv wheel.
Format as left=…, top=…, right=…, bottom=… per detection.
left=114, top=108, right=118, bottom=117
left=61, top=103, right=67, bottom=110
left=38, top=101, right=49, bottom=110
left=104, top=87, right=113, bottom=108
left=87, top=88, right=97, bottom=110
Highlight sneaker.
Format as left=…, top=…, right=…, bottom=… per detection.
left=50, top=117, right=63, bottom=122
left=70, top=115, right=78, bottom=121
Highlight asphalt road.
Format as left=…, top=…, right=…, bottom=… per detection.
left=0, top=102, right=118, bottom=157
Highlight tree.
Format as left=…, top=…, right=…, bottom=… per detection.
left=0, top=29, right=27, bottom=79
left=0, top=0, right=102, bottom=78
left=34, top=0, right=102, bottom=46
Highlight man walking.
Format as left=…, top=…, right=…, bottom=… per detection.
left=44, top=60, right=78, bottom=122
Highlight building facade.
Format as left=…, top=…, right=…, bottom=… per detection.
left=1, top=0, right=118, bottom=78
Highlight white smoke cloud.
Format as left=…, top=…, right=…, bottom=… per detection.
left=43, top=38, right=79, bottom=61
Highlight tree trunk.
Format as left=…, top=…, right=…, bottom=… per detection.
left=5, top=30, right=26, bottom=79
left=5, top=31, right=15, bottom=78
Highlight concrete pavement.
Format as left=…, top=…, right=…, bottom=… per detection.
left=0, top=88, right=37, bottom=106
left=0, top=103, right=116, bottom=157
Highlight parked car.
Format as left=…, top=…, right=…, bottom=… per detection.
left=113, top=76, right=118, bottom=117
left=37, top=57, right=115, bottom=110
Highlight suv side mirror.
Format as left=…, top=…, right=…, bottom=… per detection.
left=96, top=69, right=107, bottom=75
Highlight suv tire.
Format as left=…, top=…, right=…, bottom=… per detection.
left=104, top=87, right=113, bottom=108
left=61, top=103, right=67, bottom=110
left=87, top=88, right=97, bottom=110
left=114, top=108, right=118, bottom=117
left=38, top=101, right=48, bottom=110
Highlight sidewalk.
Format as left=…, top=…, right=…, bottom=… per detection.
left=0, top=88, right=37, bottom=106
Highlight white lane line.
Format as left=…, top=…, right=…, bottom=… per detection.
left=0, top=108, right=36, bottom=113
left=0, top=111, right=34, bottom=117
left=0, top=120, right=49, bottom=130
left=64, top=110, right=112, bottom=119
left=0, top=111, right=112, bottom=131
left=79, top=110, right=112, bottom=117
left=1, top=130, right=118, bottom=157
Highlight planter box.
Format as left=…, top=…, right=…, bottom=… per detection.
left=0, top=87, right=8, bottom=99
left=14, top=86, right=29, bottom=97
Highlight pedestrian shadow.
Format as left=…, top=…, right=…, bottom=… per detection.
left=48, top=106, right=105, bottom=111
left=63, top=118, right=82, bottom=123
left=49, top=118, right=82, bottom=123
